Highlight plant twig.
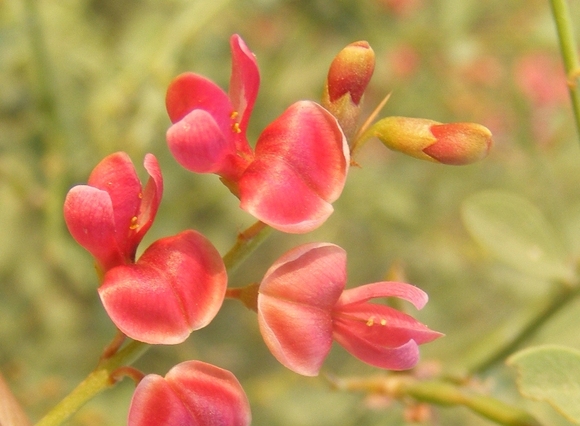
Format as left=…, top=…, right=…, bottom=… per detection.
left=550, top=0, right=580, bottom=141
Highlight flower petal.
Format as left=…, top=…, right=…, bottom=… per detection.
left=229, top=34, right=260, bottom=137
left=258, top=296, right=333, bottom=376
left=87, top=152, right=143, bottom=259
left=165, top=73, right=233, bottom=128
left=333, top=327, right=422, bottom=370
left=165, top=361, right=251, bottom=426
left=132, top=154, right=163, bottom=253
left=63, top=185, right=124, bottom=271
left=98, top=230, right=227, bottom=344
left=128, top=374, right=194, bottom=426
left=334, top=303, right=443, bottom=346
left=167, top=109, right=234, bottom=174
left=259, top=243, right=346, bottom=308
left=238, top=101, right=348, bottom=233
left=335, top=281, right=429, bottom=310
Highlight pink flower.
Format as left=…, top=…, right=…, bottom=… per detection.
left=64, top=153, right=227, bottom=344
left=257, top=243, right=442, bottom=376
left=99, top=230, right=227, bottom=344
left=64, top=152, right=162, bottom=273
left=166, top=35, right=349, bottom=233
left=128, top=360, right=251, bottom=426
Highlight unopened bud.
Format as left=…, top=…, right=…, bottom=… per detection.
left=322, top=41, right=375, bottom=139
left=369, top=116, right=492, bottom=165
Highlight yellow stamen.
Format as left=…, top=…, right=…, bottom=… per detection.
left=129, top=216, right=139, bottom=230
left=366, top=317, right=375, bottom=326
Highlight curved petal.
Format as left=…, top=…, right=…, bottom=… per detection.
left=63, top=185, right=124, bottom=271
left=238, top=159, right=334, bottom=233
left=132, top=154, right=163, bottom=252
left=167, top=109, right=235, bottom=174
left=165, top=361, right=251, bottom=426
left=229, top=34, right=260, bottom=137
left=87, top=152, right=143, bottom=258
left=98, top=230, right=227, bottom=344
left=333, top=304, right=443, bottom=346
left=333, top=325, right=421, bottom=370
left=238, top=101, right=348, bottom=233
left=128, top=375, right=194, bottom=426
left=258, top=296, right=333, bottom=376
left=255, top=101, right=349, bottom=202
left=336, top=282, right=429, bottom=310
left=260, top=243, right=346, bottom=308
left=165, top=73, right=233, bottom=130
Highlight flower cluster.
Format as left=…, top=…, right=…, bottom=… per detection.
left=62, top=34, right=491, bottom=425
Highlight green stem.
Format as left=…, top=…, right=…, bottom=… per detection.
left=331, top=375, right=543, bottom=426
left=222, top=221, right=272, bottom=273
left=34, top=221, right=272, bottom=425
left=470, top=284, right=580, bottom=375
left=549, top=0, right=580, bottom=141
left=35, top=340, right=148, bottom=426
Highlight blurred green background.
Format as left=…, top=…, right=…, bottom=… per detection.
left=2, top=0, right=580, bottom=424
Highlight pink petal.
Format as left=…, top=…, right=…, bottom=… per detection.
left=238, top=101, right=348, bottom=233
left=165, top=73, right=233, bottom=129
left=167, top=109, right=234, bottom=174
left=259, top=243, right=346, bottom=308
left=258, top=296, right=333, bottom=376
left=333, top=304, right=443, bottom=346
left=333, top=327, right=422, bottom=370
left=335, top=282, right=429, bottom=310
left=165, top=361, right=251, bottom=426
left=229, top=34, right=260, bottom=137
left=87, top=152, right=143, bottom=259
left=98, top=230, right=227, bottom=344
left=63, top=185, right=124, bottom=271
left=128, top=375, right=194, bottom=426
left=131, top=154, right=163, bottom=253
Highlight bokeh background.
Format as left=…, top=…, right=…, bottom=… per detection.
left=2, top=0, right=580, bottom=424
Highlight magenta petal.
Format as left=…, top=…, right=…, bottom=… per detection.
left=98, top=230, right=227, bottom=344
left=333, top=326, right=421, bottom=370
left=336, top=282, right=429, bottom=310
left=63, top=185, right=124, bottom=271
left=164, top=361, right=251, bottom=426
left=260, top=243, right=346, bottom=308
left=167, top=109, right=235, bottom=174
left=165, top=73, right=233, bottom=128
left=258, top=296, right=333, bottom=376
left=238, top=101, right=348, bottom=233
left=229, top=34, right=260, bottom=135
left=128, top=375, right=194, bottom=426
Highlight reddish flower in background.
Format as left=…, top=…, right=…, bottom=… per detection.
left=64, top=152, right=162, bottom=273
left=128, top=360, right=251, bottom=426
left=64, top=153, right=227, bottom=344
left=166, top=34, right=349, bottom=233
left=257, top=243, right=442, bottom=376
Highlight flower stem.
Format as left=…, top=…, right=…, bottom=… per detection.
left=469, top=283, right=580, bottom=375
left=549, top=0, right=580, bottom=141
left=330, top=375, right=543, bottom=426
left=223, top=221, right=272, bottom=273
left=34, top=340, right=148, bottom=426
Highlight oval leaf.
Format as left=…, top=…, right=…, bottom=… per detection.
left=508, top=345, right=580, bottom=423
left=461, top=190, right=571, bottom=281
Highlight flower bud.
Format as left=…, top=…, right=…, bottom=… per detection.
left=369, top=116, right=492, bottom=165
left=322, top=41, right=375, bottom=139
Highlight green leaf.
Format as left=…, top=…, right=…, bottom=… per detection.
left=508, top=345, right=580, bottom=424
left=461, top=190, right=572, bottom=281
